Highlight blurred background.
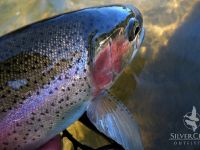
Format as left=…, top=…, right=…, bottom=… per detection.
left=0, top=0, right=200, bottom=150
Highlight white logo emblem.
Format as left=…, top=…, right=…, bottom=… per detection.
left=183, top=106, right=200, bottom=132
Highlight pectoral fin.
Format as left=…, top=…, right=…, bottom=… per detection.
left=86, top=90, right=143, bottom=150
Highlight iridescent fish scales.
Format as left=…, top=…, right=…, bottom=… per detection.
left=0, top=4, right=144, bottom=150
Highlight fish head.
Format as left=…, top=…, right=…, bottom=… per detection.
left=89, top=5, right=144, bottom=93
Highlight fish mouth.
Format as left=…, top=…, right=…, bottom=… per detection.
left=137, top=26, right=145, bottom=50
left=129, top=26, right=145, bottom=63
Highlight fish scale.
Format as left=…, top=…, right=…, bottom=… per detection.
left=0, top=11, right=92, bottom=150
left=0, top=5, right=144, bottom=150
left=0, top=52, right=91, bottom=149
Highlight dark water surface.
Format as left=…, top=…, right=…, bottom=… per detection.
left=0, top=0, right=199, bottom=150
left=131, top=2, right=200, bottom=150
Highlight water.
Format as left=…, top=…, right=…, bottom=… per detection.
left=0, top=0, right=199, bottom=150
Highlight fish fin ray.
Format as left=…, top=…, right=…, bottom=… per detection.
left=86, top=90, right=143, bottom=150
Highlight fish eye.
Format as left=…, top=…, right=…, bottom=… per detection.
left=126, top=18, right=140, bottom=42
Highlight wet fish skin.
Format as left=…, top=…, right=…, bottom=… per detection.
left=0, top=14, right=92, bottom=150
left=0, top=5, right=143, bottom=150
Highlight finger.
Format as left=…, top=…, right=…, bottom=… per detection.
left=39, top=135, right=62, bottom=150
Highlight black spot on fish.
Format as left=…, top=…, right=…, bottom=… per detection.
left=36, top=91, right=40, bottom=95
left=6, top=69, right=11, bottom=74
left=31, top=112, right=36, bottom=115
left=68, top=65, right=72, bottom=68
left=29, top=122, right=33, bottom=125
left=40, top=113, right=45, bottom=115
left=67, top=87, right=70, bottom=91
left=56, top=63, right=60, bottom=66
left=1, top=94, right=6, bottom=98
left=19, top=101, right=24, bottom=105
left=3, top=142, right=8, bottom=145
left=0, top=86, right=4, bottom=90
left=2, top=109, right=6, bottom=112
left=66, top=96, right=69, bottom=100
left=49, top=90, right=53, bottom=94
left=7, top=90, right=11, bottom=94
left=45, top=109, right=49, bottom=113
left=31, top=66, right=36, bottom=70
left=65, top=75, right=69, bottom=79
left=42, top=73, right=46, bottom=77
left=25, top=83, right=30, bottom=87
left=58, top=76, right=62, bottom=80
left=16, top=123, right=21, bottom=127
left=14, top=94, right=19, bottom=98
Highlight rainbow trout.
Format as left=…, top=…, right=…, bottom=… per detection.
left=0, top=5, right=144, bottom=150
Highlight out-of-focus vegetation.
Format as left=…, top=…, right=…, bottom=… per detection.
left=0, top=0, right=198, bottom=149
